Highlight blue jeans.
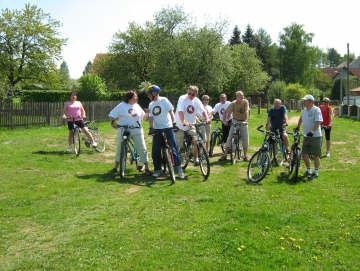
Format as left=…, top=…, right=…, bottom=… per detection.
left=152, top=129, right=181, bottom=171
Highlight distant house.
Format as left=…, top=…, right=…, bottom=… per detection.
left=320, top=59, right=360, bottom=81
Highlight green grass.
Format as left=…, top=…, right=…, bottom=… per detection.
left=1, top=111, right=360, bottom=270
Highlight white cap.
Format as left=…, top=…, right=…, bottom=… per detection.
left=301, top=94, right=315, bottom=101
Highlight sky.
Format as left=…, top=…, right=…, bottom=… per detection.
left=1, top=0, right=359, bottom=79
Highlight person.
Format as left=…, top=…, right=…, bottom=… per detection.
left=146, top=85, right=184, bottom=180
left=108, top=90, right=151, bottom=175
left=175, top=85, right=211, bottom=166
left=320, top=97, right=333, bottom=157
left=219, top=90, right=250, bottom=161
left=210, top=93, right=232, bottom=146
left=294, top=94, right=323, bottom=180
left=196, top=94, right=213, bottom=152
left=61, top=91, right=97, bottom=152
left=266, top=98, right=290, bottom=153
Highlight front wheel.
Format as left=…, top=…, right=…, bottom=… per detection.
left=198, top=144, right=210, bottom=180
left=230, top=137, right=238, bottom=164
left=73, top=128, right=81, bottom=156
left=209, top=133, right=217, bottom=157
left=293, top=148, right=301, bottom=182
left=247, top=151, right=270, bottom=183
left=273, top=141, right=284, bottom=166
left=180, top=147, right=189, bottom=170
left=119, top=141, right=128, bottom=178
left=91, top=129, right=106, bottom=152
left=164, top=148, right=176, bottom=184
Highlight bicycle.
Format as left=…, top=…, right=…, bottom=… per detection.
left=66, top=116, right=105, bottom=156
left=208, top=119, right=225, bottom=157
left=229, top=122, right=243, bottom=164
left=179, top=121, right=210, bottom=180
left=247, top=125, right=280, bottom=183
left=287, top=130, right=305, bottom=182
left=117, top=123, right=141, bottom=178
left=153, top=126, right=179, bottom=184
left=270, top=129, right=288, bottom=166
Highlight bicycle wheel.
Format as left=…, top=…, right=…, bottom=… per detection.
left=273, top=141, right=285, bottom=166
left=293, top=148, right=301, bottom=182
left=73, top=129, right=81, bottom=156
left=91, top=129, right=106, bottom=152
left=164, top=148, right=176, bottom=184
left=237, top=138, right=242, bottom=160
left=209, top=133, right=217, bottom=157
left=219, top=134, right=225, bottom=153
left=119, top=141, right=128, bottom=178
left=198, top=144, right=210, bottom=180
left=247, top=151, right=270, bottom=183
left=180, top=147, right=189, bottom=170
left=230, top=137, right=237, bottom=164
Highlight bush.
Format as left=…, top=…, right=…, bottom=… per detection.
left=20, top=90, right=69, bottom=102
left=78, top=74, right=107, bottom=101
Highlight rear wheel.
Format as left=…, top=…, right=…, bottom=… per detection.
left=119, top=141, right=127, bottom=178
left=180, top=147, right=189, bottom=170
left=293, top=148, right=301, bottom=182
left=230, top=137, right=237, bottom=164
left=209, top=133, right=217, bottom=157
left=273, top=141, right=285, bottom=166
left=247, top=151, right=270, bottom=183
left=219, top=134, right=225, bottom=153
left=73, top=129, right=81, bottom=156
left=165, top=148, right=176, bottom=184
left=198, top=144, right=210, bottom=180
left=91, top=129, right=106, bottom=152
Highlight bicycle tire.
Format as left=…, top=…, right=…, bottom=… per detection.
left=119, top=141, right=127, bottom=178
left=91, top=129, right=106, bottom=152
left=180, top=147, right=189, bottom=170
left=247, top=151, right=270, bottom=183
left=209, top=132, right=217, bottom=157
left=219, top=134, right=225, bottom=153
left=237, top=137, right=242, bottom=161
left=273, top=141, right=284, bottom=166
left=73, top=128, right=81, bottom=156
left=164, top=148, right=176, bottom=184
left=293, top=148, right=301, bottom=182
left=230, top=137, right=237, bottom=164
left=198, top=144, right=210, bottom=179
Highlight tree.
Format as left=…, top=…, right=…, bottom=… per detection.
left=0, top=4, right=67, bottom=87
left=267, top=80, right=287, bottom=101
left=229, top=25, right=241, bottom=45
left=82, top=61, right=92, bottom=76
left=241, top=24, right=257, bottom=48
left=327, top=48, right=341, bottom=67
left=59, top=61, right=70, bottom=86
left=78, top=73, right=106, bottom=101
left=278, top=23, right=321, bottom=87
left=283, top=83, right=306, bottom=101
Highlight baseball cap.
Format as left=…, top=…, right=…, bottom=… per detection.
left=301, top=94, right=315, bottom=101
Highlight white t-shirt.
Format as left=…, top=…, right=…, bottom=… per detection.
left=149, top=97, right=173, bottom=129
left=108, top=102, right=145, bottom=135
left=175, top=94, right=205, bottom=131
left=213, top=101, right=232, bottom=121
left=301, top=106, right=323, bottom=137
left=197, top=104, right=213, bottom=121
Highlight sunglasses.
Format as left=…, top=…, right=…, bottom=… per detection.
left=203, top=99, right=209, bottom=101
left=323, top=101, right=329, bottom=103
left=187, top=92, right=195, bottom=97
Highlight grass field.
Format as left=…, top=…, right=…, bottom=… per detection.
left=1, top=110, right=360, bottom=270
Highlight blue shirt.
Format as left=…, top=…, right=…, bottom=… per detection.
left=268, top=105, right=287, bottom=129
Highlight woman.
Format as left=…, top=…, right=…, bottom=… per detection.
left=61, top=91, right=97, bottom=152
left=197, top=94, right=213, bottom=152
left=108, top=90, right=151, bottom=175
left=320, top=97, right=333, bottom=157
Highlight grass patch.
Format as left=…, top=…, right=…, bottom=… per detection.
left=1, top=110, right=360, bottom=270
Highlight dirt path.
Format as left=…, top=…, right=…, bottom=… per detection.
left=287, top=115, right=300, bottom=126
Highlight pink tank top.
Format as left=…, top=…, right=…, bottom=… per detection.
left=67, top=101, right=82, bottom=121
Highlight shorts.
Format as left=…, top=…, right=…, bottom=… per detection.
left=175, top=126, right=197, bottom=149
left=322, top=126, right=332, bottom=140
left=67, top=120, right=85, bottom=130
left=302, top=137, right=321, bottom=156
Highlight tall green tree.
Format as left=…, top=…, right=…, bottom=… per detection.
left=229, top=25, right=241, bottom=45
left=267, top=80, right=286, bottom=101
left=59, top=61, right=70, bottom=86
left=0, top=4, right=67, bottom=87
left=278, top=23, right=321, bottom=87
left=241, top=24, right=257, bottom=48
left=82, top=61, right=92, bottom=76
left=327, top=48, right=341, bottom=67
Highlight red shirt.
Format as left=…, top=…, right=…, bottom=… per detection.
left=320, top=105, right=331, bottom=126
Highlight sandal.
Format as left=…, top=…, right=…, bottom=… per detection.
left=137, top=165, right=145, bottom=172
left=144, top=169, right=152, bottom=176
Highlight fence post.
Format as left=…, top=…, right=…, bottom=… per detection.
left=258, top=97, right=261, bottom=114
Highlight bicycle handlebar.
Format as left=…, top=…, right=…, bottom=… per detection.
left=117, top=121, right=141, bottom=129
left=66, top=116, right=82, bottom=120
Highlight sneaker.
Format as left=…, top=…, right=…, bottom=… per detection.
left=108, top=168, right=117, bottom=173
left=308, top=172, right=318, bottom=180
left=301, top=171, right=312, bottom=177
left=66, top=147, right=72, bottom=152
left=194, top=158, right=200, bottom=166
left=152, top=172, right=161, bottom=178
left=218, top=155, right=227, bottom=161
left=92, top=141, right=98, bottom=147
left=178, top=169, right=185, bottom=180
left=326, top=151, right=330, bottom=157
left=243, top=156, right=249, bottom=162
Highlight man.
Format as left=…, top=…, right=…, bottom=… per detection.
left=175, top=86, right=211, bottom=166
left=210, top=93, right=232, bottom=145
left=219, top=90, right=249, bottom=162
left=196, top=94, right=213, bottom=152
left=294, top=94, right=323, bottom=180
left=147, top=85, right=184, bottom=180
left=266, top=99, right=289, bottom=152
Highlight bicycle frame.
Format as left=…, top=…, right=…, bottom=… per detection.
left=66, top=116, right=82, bottom=156
left=229, top=122, right=243, bottom=164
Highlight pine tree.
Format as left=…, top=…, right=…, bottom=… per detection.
left=83, top=61, right=92, bottom=75
left=229, top=25, right=241, bottom=45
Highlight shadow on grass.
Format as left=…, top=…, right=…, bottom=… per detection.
left=33, top=150, right=67, bottom=156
